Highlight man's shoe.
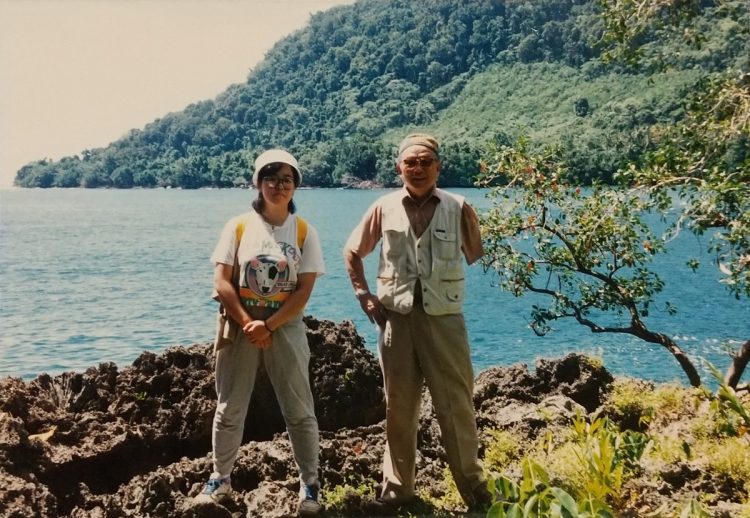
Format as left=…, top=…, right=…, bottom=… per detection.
left=365, top=498, right=397, bottom=516
left=468, top=481, right=494, bottom=511
left=194, top=476, right=232, bottom=503
left=366, top=491, right=417, bottom=514
left=380, top=489, right=416, bottom=505
left=298, top=482, right=323, bottom=516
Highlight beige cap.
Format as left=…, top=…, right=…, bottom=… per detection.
left=397, top=133, right=440, bottom=157
left=252, top=149, right=302, bottom=186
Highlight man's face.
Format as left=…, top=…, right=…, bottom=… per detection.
left=396, top=145, right=440, bottom=199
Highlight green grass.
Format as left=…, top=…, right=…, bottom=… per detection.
left=419, top=62, right=700, bottom=146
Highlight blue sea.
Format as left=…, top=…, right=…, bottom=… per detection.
left=1, top=188, right=747, bottom=384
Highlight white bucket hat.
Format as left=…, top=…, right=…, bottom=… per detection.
left=252, top=149, right=302, bottom=186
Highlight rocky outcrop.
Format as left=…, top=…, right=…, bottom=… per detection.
left=473, top=354, right=613, bottom=437
left=0, top=317, right=616, bottom=517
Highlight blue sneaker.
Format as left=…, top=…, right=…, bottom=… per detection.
left=194, top=476, right=232, bottom=503
left=298, top=482, right=323, bottom=515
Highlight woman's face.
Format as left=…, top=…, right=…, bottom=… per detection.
left=259, top=164, right=296, bottom=207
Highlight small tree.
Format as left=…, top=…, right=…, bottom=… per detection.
left=477, top=138, right=702, bottom=386
left=599, top=0, right=749, bottom=387
left=477, top=0, right=748, bottom=389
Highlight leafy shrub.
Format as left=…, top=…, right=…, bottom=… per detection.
left=484, top=429, right=523, bottom=472
left=489, top=414, right=651, bottom=517
left=646, top=434, right=691, bottom=465
left=706, top=362, right=750, bottom=438
left=704, top=436, right=750, bottom=495
left=425, top=466, right=464, bottom=510
left=489, top=458, right=614, bottom=518
left=322, top=478, right=375, bottom=510
left=606, top=378, right=692, bottom=430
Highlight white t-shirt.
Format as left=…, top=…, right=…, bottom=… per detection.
left=211, top=211, right=325, bottom=315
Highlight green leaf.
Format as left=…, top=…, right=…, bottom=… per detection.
left=488, top=502, right=506, bottom=518
left=493, top=475, right=521, bottom=502
left=506, top=503, right=523, bottom=518
left=549, top=487, right=579, bottom=517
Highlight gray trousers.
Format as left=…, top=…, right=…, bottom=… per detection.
left=211, top=313, right=319, bottom=485
left=379, top=306, right=484, bottom=504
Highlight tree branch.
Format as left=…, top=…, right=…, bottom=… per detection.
left=725, top=339, right=750, bottom=389
left=525, top=281, right=702, bottom=387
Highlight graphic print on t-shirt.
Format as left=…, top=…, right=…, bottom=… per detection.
left=246, top=255, right=288, bottom=296
left=239, top=240, right=299, bottom=311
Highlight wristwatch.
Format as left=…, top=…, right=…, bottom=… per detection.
left=354, top=288, right=370, bottom=299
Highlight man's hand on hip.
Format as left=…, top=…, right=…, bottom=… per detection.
left=359, top=293, right=387, bottom=329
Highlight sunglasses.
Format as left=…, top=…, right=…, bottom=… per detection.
left=402, top=157, right=436, bottom=169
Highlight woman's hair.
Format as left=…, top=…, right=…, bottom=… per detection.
left=252, top=162, right=297, bottom=214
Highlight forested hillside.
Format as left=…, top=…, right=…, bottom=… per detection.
left=14, top=0, right=748, bottom=188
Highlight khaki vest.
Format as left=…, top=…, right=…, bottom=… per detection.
left=376, top=189, right=465, bottom=315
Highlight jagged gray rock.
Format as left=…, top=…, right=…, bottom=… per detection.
left=0, top=319, right=616, bottom=517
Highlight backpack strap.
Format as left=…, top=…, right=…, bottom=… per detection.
left=212, top=215, right=247, bottom=304
left=235, top=217, right=247, bottom=244
left=230, top=216, right=249, bottom=290
left=296, top=216, right=308, bottom=251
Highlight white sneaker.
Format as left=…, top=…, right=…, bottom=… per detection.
left=298, top=482, right=323, bottom=516
left=194, top=477, right=232, bottom=503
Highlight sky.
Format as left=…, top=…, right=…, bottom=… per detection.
left=0, top=0, right=356, bottom=189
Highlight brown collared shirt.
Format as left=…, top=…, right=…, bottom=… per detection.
left=345, top=187, right=484, bottom=265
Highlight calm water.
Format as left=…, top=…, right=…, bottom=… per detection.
left=1, top=188, right=747, bottom=384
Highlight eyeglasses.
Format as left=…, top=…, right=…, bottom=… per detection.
left=402, top=157, right=436, bottom=169
left=262, top=176, right=295, bottom=188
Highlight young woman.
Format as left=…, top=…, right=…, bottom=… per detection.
left=198, top=149, right=325, bottom=515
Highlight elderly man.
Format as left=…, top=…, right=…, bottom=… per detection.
left=343, top=134, right=492, bottom=511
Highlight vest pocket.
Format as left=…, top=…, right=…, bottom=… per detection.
left=432, top=229, right=457, bottom=260
left=382, top=228, right=407, bottom=277
left=442, top=278, right=464, bottom=303
left=383, top=229, right=405, bottom=257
